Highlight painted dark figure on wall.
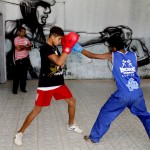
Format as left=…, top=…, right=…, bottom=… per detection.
left=82, top=25, right=150, bottom=67
left=5, top=0, right=56, bottom=79
left=99, top=25, right=150, bottom=67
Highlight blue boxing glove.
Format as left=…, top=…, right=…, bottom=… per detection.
left=72, top=43, right=84, bottom=53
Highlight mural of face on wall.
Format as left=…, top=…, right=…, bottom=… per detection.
left=5, top=0, right=56, bottom=79
left=20, top=0, right=55, bottom=42
left=36, top=3, right=51, bottom=25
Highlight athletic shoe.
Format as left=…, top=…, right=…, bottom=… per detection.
left=84, top=135, right=97, bottom=144
left=67, top=124, right=83, bottom=133
left=14, top=132, right=23, bottom=146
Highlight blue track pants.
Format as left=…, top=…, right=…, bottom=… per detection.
left=89, top=92, right=150, bottom=143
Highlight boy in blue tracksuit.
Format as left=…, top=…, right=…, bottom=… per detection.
left=72, top=35, right=150, bottom=143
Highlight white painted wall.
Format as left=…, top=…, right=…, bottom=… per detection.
left=64, top=0, right=150, bottom=79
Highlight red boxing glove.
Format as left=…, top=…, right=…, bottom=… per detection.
left=61, top=32, right=79, bottom=54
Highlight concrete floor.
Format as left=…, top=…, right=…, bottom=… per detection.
left=0, top=79, right=150, bottom=150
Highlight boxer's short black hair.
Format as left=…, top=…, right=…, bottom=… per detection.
left=49, top=26, right=64, bottom=37
left=107, top=35, right=124, bottom=50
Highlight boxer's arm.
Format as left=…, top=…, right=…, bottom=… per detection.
left=81, top=50, right=112, bottom=61
left=48, top=32, right=79, bottom=67
left=72, top=43, right=112, bottom=61
left=48, top=53, right=68, bottom=67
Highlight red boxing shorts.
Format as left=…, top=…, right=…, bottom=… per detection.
left=35, top=85, right=72, bottom=107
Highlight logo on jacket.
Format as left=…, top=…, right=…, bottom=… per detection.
left=126, top=78, right=139, bottom=91
left=120, top=59, right=135, bottom=77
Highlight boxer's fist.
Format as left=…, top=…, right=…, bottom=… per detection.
left=61, top=32, right=79, bottom=54
left=72, top=43, right=84, bottom=53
